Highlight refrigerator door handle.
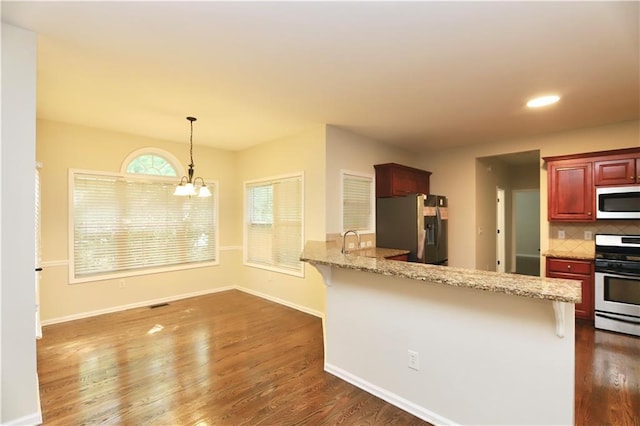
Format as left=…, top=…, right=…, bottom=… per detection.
left=435, top=205, right=441, bottom=250
left=416, top=195, right=425, bottom=261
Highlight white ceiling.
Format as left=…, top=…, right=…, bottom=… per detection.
left=2, top=1, right=639, bottom=152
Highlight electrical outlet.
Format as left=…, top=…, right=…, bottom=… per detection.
left=558, top=230, right=565, bottom=239
left=584, top=231, right=593, bottom=240
left=366, top=241, right=372, bottom=247
left=408, top=350, right=419, bottom=371
left=348, top=242, right=355, bottom=249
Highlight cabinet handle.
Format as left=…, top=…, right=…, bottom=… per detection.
left=567, top=265, right=572, bottom=270
left=588, top=212, right=592, bottom=216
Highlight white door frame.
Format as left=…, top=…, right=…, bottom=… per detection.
left=496, top=187, right=505, bottom=273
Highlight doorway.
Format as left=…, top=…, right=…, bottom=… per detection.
left=496, top=187, right=505, bottom=273
left=513, top=189, right=540, bottom=276
left=476, top=150, right=540, bottom=274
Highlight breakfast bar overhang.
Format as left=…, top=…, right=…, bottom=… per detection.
left=301, top=241, right=582, bottom=426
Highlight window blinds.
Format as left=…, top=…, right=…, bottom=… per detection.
left=71, top=172, right=217, bottom=282
left=342, top=172, right=374, bottom=232
left=245, top=174, right=303, bottom=276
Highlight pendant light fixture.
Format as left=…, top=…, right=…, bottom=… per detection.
left=174, top=116, right=211, bottom=197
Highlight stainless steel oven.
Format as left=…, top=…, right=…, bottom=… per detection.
left=595, top=234, right=640, bottom=337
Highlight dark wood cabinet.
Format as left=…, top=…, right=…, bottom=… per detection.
left=594, top=156, right=640, bottom=186
left=544, top=147, right=640, bottom=222
left=547, top=160, right=594, bottom=222
left=374, top=163, right=431, bottom=198
left=546, top=257, right=594, bottom=321
left=385, top=254, right=408, bottom=262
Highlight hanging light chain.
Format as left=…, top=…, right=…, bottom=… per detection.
left=174, top=116, right=211, bottom=197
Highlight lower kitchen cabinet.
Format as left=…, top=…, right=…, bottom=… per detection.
left=385, top=254, right=408, bottom=262
left=546, top=257, right=594, bottom=321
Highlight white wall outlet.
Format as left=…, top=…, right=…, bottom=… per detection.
left=584, top=231, right=593, bottom=240
left=558, top=230, right=565, bottom=239
left=348, top=242, right=355, bottom=249
left=366, top=241, right=372, bottom=247
left=408, top=350, right=419, bottom=371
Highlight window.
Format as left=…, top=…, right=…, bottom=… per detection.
left=70, top=169, right=218, bottom=283
left=121, top=148, right=183, bottom=177
left=126, top=154, right=177, bottom=176
left=341, top=170, right=374, bottom=233
left=244, top=173, right=304, bottom=276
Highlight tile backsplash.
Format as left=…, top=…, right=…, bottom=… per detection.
left=549, top=220, right=640, bottom=255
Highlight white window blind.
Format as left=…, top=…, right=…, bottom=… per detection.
left=342, top=171, right=374, bottom=232
left=70, top=171, right=217, bottom=282
left=245, top=174, right=303, bottom=276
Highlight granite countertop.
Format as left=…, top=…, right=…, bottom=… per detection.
left=301, top=241, right=581, bottom=303
left=543, top=251, right=595, bottom=261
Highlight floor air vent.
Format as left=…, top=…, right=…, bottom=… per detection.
left=149, top=303, right=169, bottom=309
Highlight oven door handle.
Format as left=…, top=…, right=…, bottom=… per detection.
left=595, top=268, right=640, bottom=278
left=595, top=312, right=640, bottom=325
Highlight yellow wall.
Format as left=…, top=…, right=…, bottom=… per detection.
left=423, top=120, right=639, bottom=270
left=37, top=119, right=241, bottom=321
left=235, top=125, right=327, bottom=316
left=36, top=117, right=639, bottom=322
left=325, top=125, right=418, bottom=237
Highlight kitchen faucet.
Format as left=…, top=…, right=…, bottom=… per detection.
left=342, top=230, right=361, bottom=254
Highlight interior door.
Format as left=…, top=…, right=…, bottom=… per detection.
left=496, top=187, right=505, bottom=273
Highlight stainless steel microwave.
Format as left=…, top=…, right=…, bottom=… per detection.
left=596, top=185, right=640, bottom=219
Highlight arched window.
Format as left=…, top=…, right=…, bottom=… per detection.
left=121, top=148, right=183, bottom=177
left=69, top=148, right=218, bottom=283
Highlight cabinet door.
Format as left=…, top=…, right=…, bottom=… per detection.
left=392, top=169, right=419, bottom=196
left=546, top=258, right=594, bottom=321
left=548, top=161, right=594, bottom=221
left=374, top=163, right=431, bottom=198
left=594, top=158, right=637, bottom=186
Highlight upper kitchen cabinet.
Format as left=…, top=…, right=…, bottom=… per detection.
left=374, top=163, right=431, bottom=198
left=544, top=147, right=640, bottom=222
left=595, top=154, right=640, bottom=186
left=546, top=159, right=594, bottom=222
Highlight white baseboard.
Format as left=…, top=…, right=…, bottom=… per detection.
left=235, top=286, right=324, bottom=319
left=41, top=286, right=235, bottom=326
left=3, top=411, right=42, bottom=426
left=324, top=363, right=458, bottom=426
left=40, top=285, right=324, bottom=326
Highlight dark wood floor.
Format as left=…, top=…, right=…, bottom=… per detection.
left=37, top=290, right=640, bottom=425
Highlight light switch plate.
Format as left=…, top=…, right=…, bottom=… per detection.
left=558, top=230, right=565, bottom=239
left=584, top=231, right=593, bottom=240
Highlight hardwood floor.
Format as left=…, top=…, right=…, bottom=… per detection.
left=37, top=290, right=428, bottom=425
left=575, top=319, right=640, bottom=426
left=37, top=291, right=640, bottom=425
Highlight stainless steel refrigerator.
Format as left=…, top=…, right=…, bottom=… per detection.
left=376, top=194, right=448, bottom=265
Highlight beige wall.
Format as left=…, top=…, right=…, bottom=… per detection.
left=34, top=116, right=640, bottom=322
left=423, top=120, right=639, bottom=270
left=325, top=125, right=418, bottom=237
left=236, top=125, right=327, bottom=316
left=37, top=119, right=241, bottom=321
left=35, top=119, right=421, bottom=322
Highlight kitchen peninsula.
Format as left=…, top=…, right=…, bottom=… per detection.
left=301, top=241, right=581, bottom=425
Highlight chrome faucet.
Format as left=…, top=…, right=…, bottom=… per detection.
left=342, top=229, right=361, bottom=254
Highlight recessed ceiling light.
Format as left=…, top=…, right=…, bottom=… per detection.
left=526, top=95, right=560, bottom=108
